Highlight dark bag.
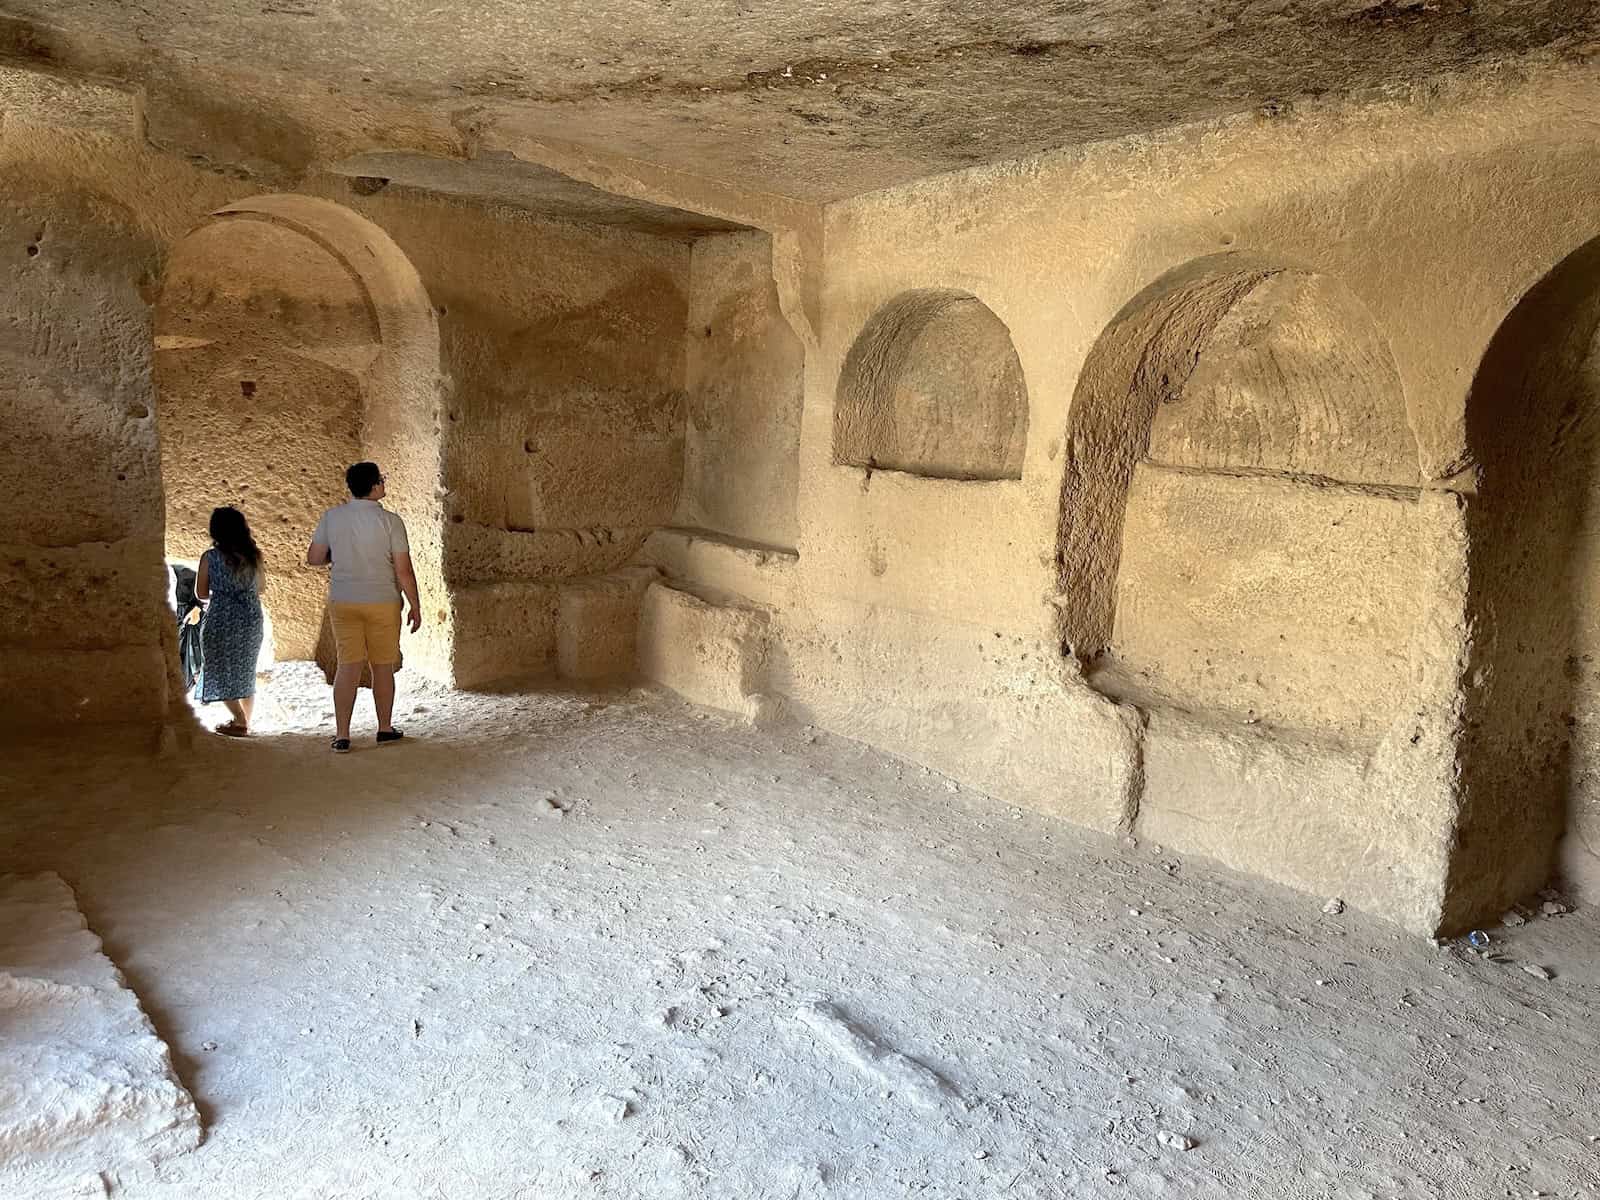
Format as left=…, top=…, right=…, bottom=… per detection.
left=172, top=564, right=204, bottom=694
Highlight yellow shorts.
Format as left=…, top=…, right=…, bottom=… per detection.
left=329, top=602, right=403, bottom=666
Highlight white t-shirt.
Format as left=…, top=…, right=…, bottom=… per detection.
left=311, top=499, right=410, bottom=605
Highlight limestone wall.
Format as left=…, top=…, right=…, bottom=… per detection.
left=1558, top=311, right=1600, bottom=906
left=639, top=66, right=1600, bottom=933
left=0, top=109, right=239, bottom=731
left=796, top=68, right=1600, bottom=931
left=678, top=232, right=805, bottom=549
left=1111, top=467, right=1424, bottom=736
left=0, top=189, right=167, bottom=726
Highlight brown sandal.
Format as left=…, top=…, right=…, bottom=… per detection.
left=214, top=721, right=249, bottom=738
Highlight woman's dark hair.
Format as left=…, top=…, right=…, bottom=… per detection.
left=346, top=461, right=383, bottom=497
left=209, top=506, right=262, bottom=583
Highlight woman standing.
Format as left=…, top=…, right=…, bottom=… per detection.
left=196, top=506, right=265, bottom=736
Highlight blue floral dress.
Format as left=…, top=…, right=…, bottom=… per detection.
left=197, top=548, right=265, bottom=703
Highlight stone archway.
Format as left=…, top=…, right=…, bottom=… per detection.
left=1451, top=235, right=1600, bottom=920
left=1056, top=255, right=1422, bottom=736
left=155, top=194, right=451, bottom=678
left=156, top=217, right=377, bottom=660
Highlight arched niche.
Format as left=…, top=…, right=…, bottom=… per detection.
left=1146, top=270, right=1419, bottom=483
left=1452, top=235, right=1600, bottom=923
left=155, top=194, right=450, bottom=677
left=834, top=288, right=1029, bottom=481
left=1056, top=256, right=1419, bottom=659
left=1056, top=255, right=1422, bottom=733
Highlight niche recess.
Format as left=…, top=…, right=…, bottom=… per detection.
left=1056, top=257, right=1422, bottom=736
left=834, top=289, right=1028, bottom=480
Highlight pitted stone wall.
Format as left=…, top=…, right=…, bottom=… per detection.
left=0, top=116, right=238, bottom=729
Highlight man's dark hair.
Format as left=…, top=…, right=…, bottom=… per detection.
left=346, top=461, right=383, bottom=498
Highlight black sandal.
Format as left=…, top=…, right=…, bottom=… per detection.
left=376, top=729, right=405, bottom=745
left=331, top=738, right=351, bottom=753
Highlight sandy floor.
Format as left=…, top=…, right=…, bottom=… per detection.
left=3, top=665, right=1598, bottom=1199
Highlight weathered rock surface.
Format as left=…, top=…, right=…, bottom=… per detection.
left=0, top=873, right=200, bottom=1187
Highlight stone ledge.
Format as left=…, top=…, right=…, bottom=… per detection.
left=556, top=566, right=657, bottom=683
left=449, top=580, right=558, bottom=688
left=637, top=579, right=773, bottom=723
left=639, top=526, right=797, bottom=609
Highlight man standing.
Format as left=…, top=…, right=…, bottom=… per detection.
left=306, top=461, right=423, bottom=753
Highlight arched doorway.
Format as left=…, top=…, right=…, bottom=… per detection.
left=155, top=194, right=450, bottom=679
left=1453, top=236, right=1600, bottom=919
